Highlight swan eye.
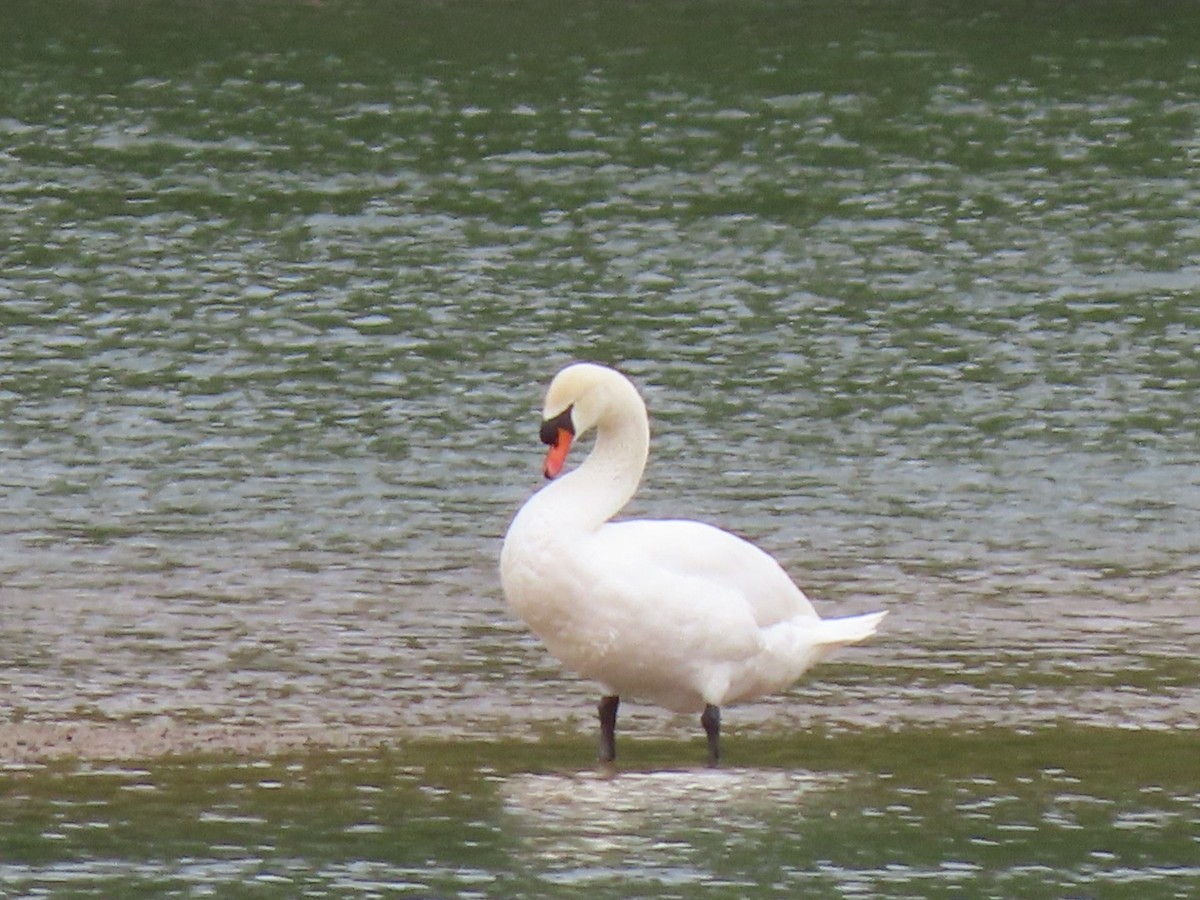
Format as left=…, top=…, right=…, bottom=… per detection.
left=540, top=406, right=575, bottom=445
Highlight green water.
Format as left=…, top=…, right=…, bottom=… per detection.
left=3, top=729, right=1198, bottom=897
left=1, top=0, right=1198, bottom=895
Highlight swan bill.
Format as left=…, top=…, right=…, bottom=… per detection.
left=540, top=405, right=576, bottom=479
left=543, top=428, right=573, bottom=479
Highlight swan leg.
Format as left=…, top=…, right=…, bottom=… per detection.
left=598, top=695, right=620, bottom=763
left=701, top=704, right=721, bottom=767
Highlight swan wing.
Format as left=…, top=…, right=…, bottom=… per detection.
left=591, top=518, right=818, bottom=628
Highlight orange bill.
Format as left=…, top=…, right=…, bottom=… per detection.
left=543, top=428, right=573, bottom=479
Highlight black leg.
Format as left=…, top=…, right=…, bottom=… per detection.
left=701, top=704, right=721, bottom=767
left=598, top=695, right=620, bottom=763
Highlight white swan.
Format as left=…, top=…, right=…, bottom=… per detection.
left=500, top=363, right=885, bottom=766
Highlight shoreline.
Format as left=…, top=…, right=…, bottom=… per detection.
left=0, top=721, right=384, bottom=765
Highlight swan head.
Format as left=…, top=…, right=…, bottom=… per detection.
left=538, top=363, right=645, bottom=479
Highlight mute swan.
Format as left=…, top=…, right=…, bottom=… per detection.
left=500, top=363, right=885, bottom=766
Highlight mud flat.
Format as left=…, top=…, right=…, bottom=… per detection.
left=0, top=721, right=382, bottom=764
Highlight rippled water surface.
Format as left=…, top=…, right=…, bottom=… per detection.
left=1, top=0, right=1198, bottom=894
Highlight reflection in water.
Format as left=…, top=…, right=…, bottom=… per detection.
left=1, top=737, right=1198, bottom=897
left=499, top=755, right=1200, bottom=896
left=503, top=768, right=833, bottom=889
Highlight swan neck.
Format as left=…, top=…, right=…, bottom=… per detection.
left=546, top=389, right=649, bottom=531
left=586, top=409, right=649, bottom=505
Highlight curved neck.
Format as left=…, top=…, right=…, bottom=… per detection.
left=536, top=385, right=650, bottom=532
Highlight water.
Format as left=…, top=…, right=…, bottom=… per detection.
left=2, top=732, right=1198, bottom=897
left=1, top=0, right=1198, bottom=894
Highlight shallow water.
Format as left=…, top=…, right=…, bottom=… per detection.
left=1, top=0, right=1198, bottom=894
left=2, top=730, right=1198, bottom=898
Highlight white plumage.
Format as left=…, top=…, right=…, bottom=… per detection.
left=500, top=362, right=885, bottom=764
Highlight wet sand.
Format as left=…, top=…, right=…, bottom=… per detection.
left=0, top=721, right=381, bottom=764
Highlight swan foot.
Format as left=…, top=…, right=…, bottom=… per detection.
left=598, top=694, right=619, bottom=763
left=701, top=704, right=721, bottom=767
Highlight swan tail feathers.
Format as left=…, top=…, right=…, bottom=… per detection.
left=747, top=610, right=885, bottom=701
left=812, top=610, right=887, bottom=648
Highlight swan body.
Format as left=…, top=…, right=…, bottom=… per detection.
left=500, top=363, right=885, bottom=763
